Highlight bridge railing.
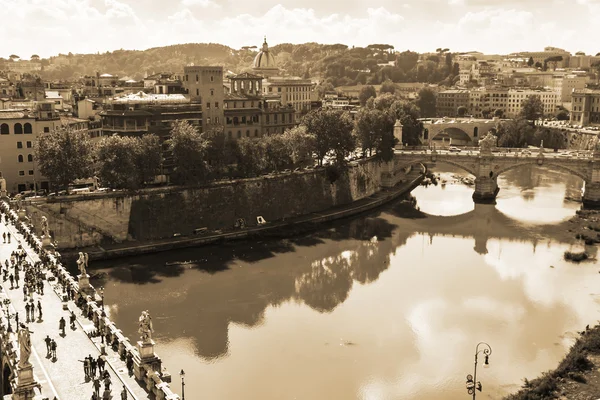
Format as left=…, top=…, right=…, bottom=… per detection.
left=0, top=200, right=181, bottom=400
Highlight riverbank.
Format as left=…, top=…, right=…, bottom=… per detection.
left=66, top=165, right=425, bottom=261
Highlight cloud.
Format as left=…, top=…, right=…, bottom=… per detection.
left=181, top=0, right=220, bottom=8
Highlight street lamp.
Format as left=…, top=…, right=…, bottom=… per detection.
left=179, top=369, right=185, bottom=399
left=465, top=342, right=492, bottom=399
left=98, top=286, right=105, bottom=314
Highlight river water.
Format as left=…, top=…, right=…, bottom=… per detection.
left=90, top=164, right=600, bottom=400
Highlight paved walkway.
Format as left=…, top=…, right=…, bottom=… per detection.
left=0, top=216, right=151, bottom=399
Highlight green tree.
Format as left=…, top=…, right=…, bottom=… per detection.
left=136, top=134, right=162, bottom=185
left=235, top=138, right=266, bottom=177
left=520, top=95, right=544, bottom=121
left=263, top=134, right=291, bottom=171
left=379, top=79, right=396, bottom=95
left=527, top=57, right=534, bottom=67
left=358, top=85, right=377, bottom=106
left=457, top=106, right=468, bottom=117
left=34, top=125, right=95, bottom=192
left=494, top=109, right=504, bottom=118
left=556, top=109, right=569, bottom=121
left=167, top=120, right=209, bottom=185
left=415, top=88, right=437, bottom=118
left=282, top=126, right=315, bottom=166
left=388, top=100, right=423, bottom=146
left=302, top=109, right=355, bottom=166
left=96, top=135, right=140, bottom=189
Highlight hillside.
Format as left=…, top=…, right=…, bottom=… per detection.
left=2, top=42, right=459, bottom=87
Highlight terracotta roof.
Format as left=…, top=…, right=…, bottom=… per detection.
left=0, top=110, right=28, bottom=119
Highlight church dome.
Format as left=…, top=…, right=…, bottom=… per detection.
left=253, top=37, right=277, bottom=69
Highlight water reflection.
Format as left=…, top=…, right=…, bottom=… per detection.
left=89, top=164, right=599, bottom=400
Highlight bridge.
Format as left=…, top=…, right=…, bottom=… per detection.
left=0, top=200, right=180, bottom=399
left=418, top=117, right=502, bottom=146
left=387, top=139, right=600, bottom=208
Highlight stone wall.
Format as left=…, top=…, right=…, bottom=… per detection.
left=27, top=159, right=384, bottom=248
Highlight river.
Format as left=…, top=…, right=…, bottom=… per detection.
left=90, top=164, right=600, bottom=400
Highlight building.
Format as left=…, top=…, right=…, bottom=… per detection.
left=262, top=76, right=313, bottom=123
left=182, top=66, right=224, bottom=133
left=568, top=54, right=600, bottom=69
left=552, top=74, right=588, bottom=103
left=571, top=89, right=600, bottom=126
left=436, top=89, right=470, bottom=117
left=252, top=37, right=280, bottom=78
left=0, top=102, right=62, bottom=193
left=100, top=92, right=202, bottom=139
left=510, top=47, right=571, bottom=68
left=506, top=88, right=559, bottom=118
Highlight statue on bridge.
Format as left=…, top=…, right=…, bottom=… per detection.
left=14, top=193, right=23, bottom=211
left=41, top=216, right=49, bottom=238
left=138, top=310, right=154, bottom=343
left=77, top=252, right=89, bottom=276
left=479, top=133, right=498, bottom=153
left=18, top=324, right=32, bottom=369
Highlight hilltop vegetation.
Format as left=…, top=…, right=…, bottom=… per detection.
left=5, top=42, right=460, bottom=86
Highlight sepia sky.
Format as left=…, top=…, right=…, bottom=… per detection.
left=1, top=0, right=598, bottom=58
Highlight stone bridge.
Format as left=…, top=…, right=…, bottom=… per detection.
left=389, top=146, right=600, bottom=207
left=418, top=117, right=503, bottom=146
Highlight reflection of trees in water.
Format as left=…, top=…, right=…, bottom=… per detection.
left=500, top=164, right=583, bottom=202
left=95, top=215, right=401, bottom=360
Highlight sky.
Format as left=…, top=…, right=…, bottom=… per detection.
left=0, top=0, right=598, bottom=59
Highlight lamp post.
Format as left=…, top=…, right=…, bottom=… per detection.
left=465, top=342, right=492, bottom=399
left=179, top=369, right=185, bottom=400
left=98, top=286, right=105, bottom=314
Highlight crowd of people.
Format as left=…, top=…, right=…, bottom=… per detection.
left=0, top=202, right=130, bottom=400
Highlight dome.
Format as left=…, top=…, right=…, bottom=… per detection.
left=252, top=37, right=277, bottom=69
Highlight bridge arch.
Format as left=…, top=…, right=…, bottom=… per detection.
left=395, top=157, right=477, bottom=177
left=431, top=127, right=474, bottom=146
left=495, top=160, right=590, bottom=182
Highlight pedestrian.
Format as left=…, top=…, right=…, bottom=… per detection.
left=9, top=274, right=13, bottom=289
left=93, top=377, right=101, bottom=398
left=104, top=375, right=111, bottom=392
left=29, top=300, right=35, bottom=320
left=125, top=352, right=133, bottom=375
left=120, top=385, right=127, bottom=400
left=37, top=301, right=42, bottom=320
left=15, top=312, right=19, bottom=328
left=50, top=339, right=57, bottom=359
left=90, top=357, right=97, bottom=377
left=2, top=232, right=5, bottom=243
left=82, top=357, right=90, bottom=378
left=59, top=317, right=65, bottom=336
left=69, top=311, right=76, bottom=330
left=7, top=232, right=10, bottom=243
left=25, top=302, right=30, bottom=323
left=44, top=335, right=51, bottom=356
left=97, top=356, right=104, bottom=374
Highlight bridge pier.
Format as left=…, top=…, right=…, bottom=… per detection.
left=583, top=182, right=600, bottom=208
left=473, top=176, right=499, bottom=204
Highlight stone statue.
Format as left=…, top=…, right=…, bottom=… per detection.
left=479, top=133, right=498, bottom=153
left=41, top=216, right=49, bottom=237
left=138, top=310, right=154, bottom=342
left=77, top=252, right=88, bottom=276
left=15, top=193, right=23, bottom=211
left=18, top=325, right=32, bottom=369
left=0, top=176, right=6, bottom=193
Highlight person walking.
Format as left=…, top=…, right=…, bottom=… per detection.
left=2, top=232, right=6, bottom=243
left=37, top=301, right=42, bottom=320
left=120, top=385, right=127, bottom=400
left=93, top=377, right=101, bottom=398
left=97, top=355, right=105, bottom=374
left=44, top=335, right=51, bottom=356
left=59, top=317, right=65, bottom=336
left=15, top=312, right=19, bottom=328
left=50, top=339, right=57, bottom=359
left=69, top=311, right=76, bottom=330
left=9, top=273, right=13, bottom=289
left=25, top=302, right=30, bottom=323
left=90, top=357, right=97, bottom=377
left=103, top=375, right=111, bottom=392
left=81, top=357, right=90, bottom=378
left=29, top=299, right=35, bottom=320
left=125, top=352, right=133, bottom=375
left=7, top=232, right=10, bottom=244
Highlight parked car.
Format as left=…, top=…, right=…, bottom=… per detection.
left=448, top=146, right=462, bottom=153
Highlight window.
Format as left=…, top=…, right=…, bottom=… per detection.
left=17, top=142, right=23, bottom=149
left=206, top=102, right=211, bottom=109
left=28, top=170, right=34, bottom=176
left=210, top=89, right=214, bottom=96
left=26, top=141, right=32, bottom=148
left=237, top=131, right=241, bottom=138
left=24, top=123, right=32, bottom=134
left=196, top=89, right=199, bottom=96
left=255, top=129, right=259, bottom=137
left=43, top=127, right=49, bottom=133
left=18, top=171, right=24, bottom=176
left=215, top=102, right=219, bottom=108
left=210, top=76, right=214, bottom=82
left=27, top=154, right=33, bottom=162
left=196, top=74, right=199, bottom=82
left=278, top=87, right=281, bottom=92
left=18, top=155, right=23, bottom=163
left=246, top=130, right=250, bottom=137
left=14, top=123, right=23, bottom=134
left=0, top=123, right=8, bottom=135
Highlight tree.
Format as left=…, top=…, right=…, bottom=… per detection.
left=302, top=109, right=355, bottom=166
left=136, top=134, right=162, bottom=185
left=415, top=88, right=437, bottom=118
left=96, top=135, right=140, bottom=189
left=496, top=119, right=534, bottom=148
left=235, top=138, right=267, bottom=177
left=379, top=79, right=396, bottom=95
left=520, top=95, right=544, bottom=121
left=532, top=127, right=566, bottom=150
left=354, top=108, right=394, bottom=157
left=263, top=134, right=291, bottom=171
left=282, top=126, right=315, bottom=167
left=358, top=85, right=377, bottom=106
left=527, top=57, right=534, bottom=67
left=167, top=120, right=210, bottom=185
left=534, top=61, right=543, bottom=69
left=388, top=100, right=423, bottom=146
left=457, top=106, right=468, bottom=117
left=493, top=109, right=504, bottom=118
left=556, top=109, right=569, bottom=121
left=35, top=126, right=95, bottom=192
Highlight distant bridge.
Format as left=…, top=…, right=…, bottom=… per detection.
left=386, top=146, right=600, bottom=207
left=418, top=117, right=503, bottom=146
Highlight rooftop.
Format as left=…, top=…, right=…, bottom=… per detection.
left=0, top=109, right=29, bottom=119
left=107, top=92, right=190, bottom=104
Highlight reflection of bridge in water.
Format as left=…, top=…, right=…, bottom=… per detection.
left=390, top=147, right=600, bottom=207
